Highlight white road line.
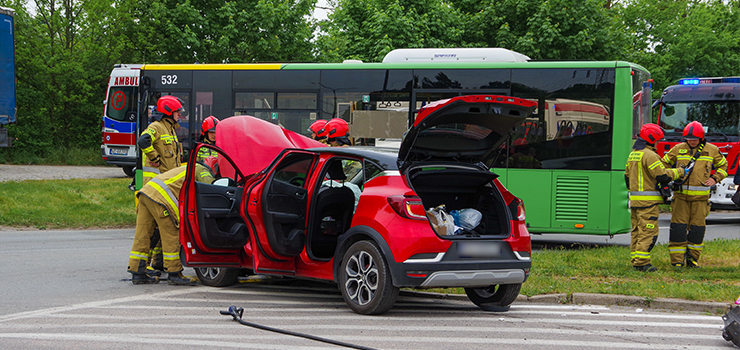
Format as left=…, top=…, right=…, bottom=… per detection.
left=0, top=332, right=724, bottom=350
left=0, top=288, right=203, bottom=322
left=0, top=322, right=721, bottom=340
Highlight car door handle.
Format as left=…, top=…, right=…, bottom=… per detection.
left=226, top=190, right=234, bottom=196
left=296, top=192, right=305, bottom=199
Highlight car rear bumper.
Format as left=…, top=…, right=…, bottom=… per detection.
left=391, top=259, right=531, bottom=288
left=419, top=269, right=526, bottom=287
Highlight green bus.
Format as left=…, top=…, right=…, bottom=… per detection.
left=135, top=48, right=651, bottom=235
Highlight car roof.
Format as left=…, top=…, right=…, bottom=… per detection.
left=305, top=146, right=399, bottom=171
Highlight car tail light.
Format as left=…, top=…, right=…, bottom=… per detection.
left=515, top=197, right=525, bottom=221
left=387, top=195, right=427, bottom=220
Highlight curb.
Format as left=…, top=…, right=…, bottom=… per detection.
left=401, top=290, right=731, bottom=314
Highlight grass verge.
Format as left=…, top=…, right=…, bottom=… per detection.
left=0, top=178, right=135, bottom=229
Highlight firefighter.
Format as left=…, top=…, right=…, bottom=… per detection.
left=323, top=118, right=352, bottom=147
left=625, top=123, right=681, bottom=272
left=308, top=119, right=329, bottom=144
left=138, top=95, right=184, bottom=184
left=137, top=95, right=185, bottom=276
left=196, top=116, right=219, bottom=162
left=127, top=164, right=214, bottom=285
left=662, top=121, right=728, bottom=267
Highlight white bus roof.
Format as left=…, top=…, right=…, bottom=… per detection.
left=382, top=48, right=530, bottom=63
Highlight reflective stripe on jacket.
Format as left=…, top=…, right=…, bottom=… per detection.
left=138, top=118, right=182, bottom=184
left=662, top=142, right=728, bottom=200
left=625, top=145, right=680, bottom=208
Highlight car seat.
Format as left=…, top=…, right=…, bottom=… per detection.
left=310, top=161, right=355, bottom=259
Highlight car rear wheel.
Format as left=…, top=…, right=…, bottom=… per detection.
left=465, top=283, right=522, bottom=311
left=195, top=267, right=239, bottom=287
left=339, top=241, right=399, bottom=315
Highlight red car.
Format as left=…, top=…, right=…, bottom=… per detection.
left=180, top=95, right=534, bottom=315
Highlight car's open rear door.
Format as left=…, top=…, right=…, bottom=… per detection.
left=245, top=150, right=318, bottom=275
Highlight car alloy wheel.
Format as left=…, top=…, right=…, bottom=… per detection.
left=339, top=241, right=399, bottom=315
left=195, top=267, right=239, bottom=287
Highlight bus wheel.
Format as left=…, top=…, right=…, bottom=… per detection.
left=122, top=166, right=135, bottom=177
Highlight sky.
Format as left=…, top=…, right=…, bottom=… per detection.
left=313, top=0, right=331, bottom=21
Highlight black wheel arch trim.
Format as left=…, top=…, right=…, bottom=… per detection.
left=333, top=225, right=404, bottom=286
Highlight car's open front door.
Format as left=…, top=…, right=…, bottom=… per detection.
left=246, top=150, right=318, bottom=275
left=181, top=144, right=250, bottom=268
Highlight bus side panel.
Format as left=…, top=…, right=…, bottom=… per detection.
left=0, top=11, right=15, bottom=125
left=501, top=169, right=552, bottom=231
left=609, top=170, right=631, bottom=235
left=550, top=170, right=611, bottom=235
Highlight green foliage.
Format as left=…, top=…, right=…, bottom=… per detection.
left=460, top=0, right=627, bottom=60
left=119, top=0, right=317, bottom=63
left=0, top=178, right=135, bottom=228
left=619, top=0, right=740, bottom=97
left=0, top=146, right=104, bottom=165
left=316, top=0, right=466, bottom=62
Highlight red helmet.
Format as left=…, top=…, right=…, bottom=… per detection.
left=156, top=95, right=185, bottom=116
left=308, top=120, right=328, bottom=136
left=639, top=123, right=664, bottom=144
left=683, top=121, right=705, bottom=140
left=201, top=116, right=219, bottom=136
left=323, top=118, right=349, bottom=139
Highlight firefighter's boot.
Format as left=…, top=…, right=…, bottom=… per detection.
left=168, top=271, right=197, bottom=286
left=633, top=263, right=657, bottom=272
left=146, top=266, right=162, bottom=277
left=686, top=253, right=700, bottom=268
left=132, top=273, right=159, bottom=285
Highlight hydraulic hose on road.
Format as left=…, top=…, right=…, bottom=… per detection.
left=220, top=306, right=377, bottom=350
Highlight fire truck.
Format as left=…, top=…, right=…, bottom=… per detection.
left=653, top=77, right=740, bottom=208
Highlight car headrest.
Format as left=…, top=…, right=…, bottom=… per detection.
left=326, top=161, right=346, bottom=181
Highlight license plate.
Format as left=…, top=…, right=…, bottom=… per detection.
left=457, top=242, right=502, bottom=258
left=109, top=147, right=128, bottom=156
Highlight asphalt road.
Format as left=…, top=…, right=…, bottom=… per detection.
left=0, top=228, right=728, bottom=350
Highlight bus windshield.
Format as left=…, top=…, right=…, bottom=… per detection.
left=660, top=101, right=740, bottom=140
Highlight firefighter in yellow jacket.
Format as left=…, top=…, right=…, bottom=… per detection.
left=127, top=164, right=214, bottom=285
left=625, top=124, right=681, bottom=272
left=137, top=96, right=185, bottom=275
left=138, top=95, right=184, bottom=185
left=196, top=116, right=219, bottom=162
left=662, top=121, right=728, bottom=267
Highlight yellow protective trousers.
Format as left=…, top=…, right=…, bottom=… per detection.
left=668, top=197, right=710, bottom=265
left=127, top=195, right=183, bottom=274
left=630, top=205, right=659, bottom=267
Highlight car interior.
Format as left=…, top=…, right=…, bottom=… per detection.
left=308, top=158, right=363, bottom=260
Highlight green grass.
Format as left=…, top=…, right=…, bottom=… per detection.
left=426, top=240, right=740, bottom=303
left=0, top=178, right=135, bottom=229
left=0, top=146, right=105, bottom=165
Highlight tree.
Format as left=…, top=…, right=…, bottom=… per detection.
left=458, top=0, right=628, bottom=60
left=0, top=0, right=124, bottom=153
left=120, top=0, right=318, bottom=64
left=619, top=0, right=740, bottom=96
left=315, top=0, right=465, bottom=62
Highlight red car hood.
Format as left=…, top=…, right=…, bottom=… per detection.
left=216, top=116, right=328, bottom=175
